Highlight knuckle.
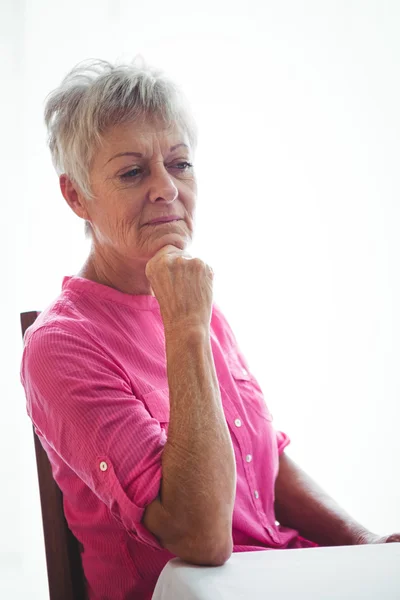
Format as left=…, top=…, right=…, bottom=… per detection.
left=191, top=257, right=205, bottom=270
left=174, top=255, right=187, bottom=266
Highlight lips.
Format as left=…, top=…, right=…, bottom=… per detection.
left=146, top=216, right=182, bottom=225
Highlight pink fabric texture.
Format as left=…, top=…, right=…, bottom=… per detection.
left=20, top=276, right=317, bottom=600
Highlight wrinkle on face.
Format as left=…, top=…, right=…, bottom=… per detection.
left=86, top=119, right=196, bottom=262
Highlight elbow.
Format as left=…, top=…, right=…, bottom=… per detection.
left=175, top=530, right=233, bottom=566
left=144, top=496, right=233, bottom=565
left=208, top=539, right=233, bottom=566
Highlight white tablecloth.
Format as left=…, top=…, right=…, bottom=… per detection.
left=152, top=543, right=400, bottom=600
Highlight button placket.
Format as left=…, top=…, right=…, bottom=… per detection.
left=220, top=375, right=280, bottom=545
left=219, top=391, right=260, bottom=511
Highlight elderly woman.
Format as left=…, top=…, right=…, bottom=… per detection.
left=21, top=59, right=399, bottom=600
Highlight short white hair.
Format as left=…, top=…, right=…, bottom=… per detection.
left=44, top=57, right=198, bottom=210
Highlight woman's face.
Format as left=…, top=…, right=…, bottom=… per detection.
left=82, top=119, right=196, bottom=260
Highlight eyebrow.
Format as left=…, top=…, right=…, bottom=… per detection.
left=105, top=143, right=189, bottom=165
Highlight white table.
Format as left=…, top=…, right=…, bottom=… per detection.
left=152, top=543, right=400, bottom=600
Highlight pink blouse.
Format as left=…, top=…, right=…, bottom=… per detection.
left=20, top=276, right=316, bottom=600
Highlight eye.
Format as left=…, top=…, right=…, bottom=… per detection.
left=119, top=161, right=193, bottom=181
left=120, top=167, right=142, bottom=179
left=172, top=161, right=193, bottom=170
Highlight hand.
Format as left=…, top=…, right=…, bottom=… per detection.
left=369, top=533, right=400, bottom=544
left=355, top=531, right=400, bottom=545
left=145, top=244, right=214, bottom=331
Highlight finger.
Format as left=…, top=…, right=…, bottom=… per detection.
left=155, top=244, right=192, bottom=258
left=385, top=533, right=400, bottom=543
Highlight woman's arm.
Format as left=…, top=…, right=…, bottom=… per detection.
left=143, top=324, right=237, bottom=565
left=274, top=452, right=373, bottom=546
left=143, top=247, right=237, bottom=565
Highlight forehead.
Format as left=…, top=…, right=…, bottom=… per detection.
left=98, top=119, right=190, bottom=159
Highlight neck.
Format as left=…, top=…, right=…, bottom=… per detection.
left=78, top=245, right=155, bottom=296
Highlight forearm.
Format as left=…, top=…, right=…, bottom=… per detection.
left=274, top=453, right=371, bottom=546
left=161, top=325, right=236, bottom=552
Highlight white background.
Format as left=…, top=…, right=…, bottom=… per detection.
left=1, top=1, right=399, bottom=598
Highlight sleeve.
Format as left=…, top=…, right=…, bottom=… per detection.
left=20, top=325, right=166, bottom=549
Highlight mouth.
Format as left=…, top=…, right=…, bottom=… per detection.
left=146, top=218, right=183, bottom=226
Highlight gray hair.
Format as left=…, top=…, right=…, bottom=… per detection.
left=44, top=57, right=198, bottom=235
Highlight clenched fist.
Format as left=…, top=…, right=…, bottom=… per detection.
left=145, top=244, right=214, bottom=332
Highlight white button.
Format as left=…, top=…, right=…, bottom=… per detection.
left=245, top=454, right=252, bottom=463
left=242, top=368, right=248, bottom=376
left=254, top=490, right=259, bottom=499
left=234, top=418, right=242, bottom=427
left=99, top=461, right=108, bottom=472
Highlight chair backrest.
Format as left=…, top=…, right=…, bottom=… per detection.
left=20, top=311, right=88, bottom=600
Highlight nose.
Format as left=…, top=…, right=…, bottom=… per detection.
left=148, top=164, right=179, bottom=204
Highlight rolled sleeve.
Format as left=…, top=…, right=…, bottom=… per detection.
left=276, top=429, right=291, bottom=455
left=21, top=325, right=166, bottom=549
left=96, top=455, right=163, bottom=549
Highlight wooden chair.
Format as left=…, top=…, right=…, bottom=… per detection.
left=20, top=311, right=88, bottom=600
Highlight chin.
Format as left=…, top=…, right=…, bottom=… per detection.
left=155, top=233, right=188, bottom=252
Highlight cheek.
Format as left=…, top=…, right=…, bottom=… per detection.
left=119, top=210, right=142, bottom=241
left=104, top=192, right=141, bottom=230
left=93, top=202, right=140, bottom=245
left=182, top=186, right=197, bottom=214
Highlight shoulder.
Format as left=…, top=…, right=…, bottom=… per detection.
left=23, top=286, right=107, bottom=354
left=21, top=295, right=108, bottom=386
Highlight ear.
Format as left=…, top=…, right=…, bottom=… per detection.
left=59, top=174, right=91, bottom=221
